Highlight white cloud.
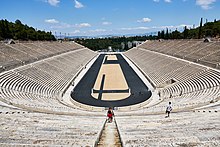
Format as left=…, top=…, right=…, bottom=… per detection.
left=50, top=22, right=73, bottom=29
left=47, top=0, right=60, bottom=6
left=153, top=0, right=172, bottom=3
left=49, top=22, right=91, bottom=29
left=74, top=0, right=84, bottom=8
left=71, top=30, right=80, bottom=34
left=164, top=0, right=171, bottom=3
left=89, top=29, right=106, bottom=33
left=76, top=23, right=91, bottom=28
left=152, top=24, right=193, bottom=30
left=153, top=0, right=215, bottom=10
left=196, top=0, right=216, bottom=10
left=137, top=18, right=152, bottom=23
left=102, top=21, right=112, bottom=25
left=121, top=27, right=150, bottom=31
left=45, top=19, right=59, bottom=24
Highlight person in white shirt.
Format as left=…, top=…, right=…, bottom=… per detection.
left=166, top=102, right=172, bottom=118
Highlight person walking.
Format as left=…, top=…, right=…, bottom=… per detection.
left=165, top=102, right=172, bottom=118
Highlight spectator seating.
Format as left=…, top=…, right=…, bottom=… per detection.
left=0, top=110, right=105, bottom=146
left=0, top=41, right=83, bottom=72
left=116, top=111, right=220, bottom=146
left=0, top=41, right=98, bottom=114
left=124, top=44, right=220, bottom=111
left=138, top=40, right=220, bottom=69
left=0, top=42, right=106, bottom=146
left=0, top=40, right=220, bottom=146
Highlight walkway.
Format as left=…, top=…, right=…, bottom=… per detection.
left=97, top=118, right=122, bottom=147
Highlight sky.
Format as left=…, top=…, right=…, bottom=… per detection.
left=0, top=0, right=219, bottom=36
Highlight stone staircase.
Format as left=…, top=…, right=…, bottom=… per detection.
left=96, top=119, right=122, bottom=147
left=0, top=109, right=105, bottom=146
left=116, top=111, right=220, bottom=146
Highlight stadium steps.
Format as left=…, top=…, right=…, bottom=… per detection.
left=172, top=40, right=201, bottom=57
left=22, top=43, right=50, bottom=59
left=0, top=71, right=55, bottom=97
left=162, top=69, right=220, bottom=97
left=11, top=43, right=43, bottom=60
left=0, top=41, right=85, bottom=73
left=124, top=46, right=220, bottom=112
left=0, top=112, right=105, bottom=146
left=165, top=41, right=189, bottom=55
left=7, top=44, right=38, bottom=63
left=0, top=52, right=21, bottom=71
left=0, top=45, right=98, bottom=113
left=96, top=119, right=122, bottom=147
left=184, top=42, right=214, bottom=61
left=139, top=40, right=220, bottom=69
left=116, top=111, right=220, bottom=146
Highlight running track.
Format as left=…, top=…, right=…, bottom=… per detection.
left=71, top=54, right=152, bottom=107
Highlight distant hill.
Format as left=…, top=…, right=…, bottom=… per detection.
left=0, top=19, right=56, bottom=41
left=75, top=19, right=220, bottom=51
left=74, top=36, right=150, bottom=51
left=157, top=19, right=220, bottom=39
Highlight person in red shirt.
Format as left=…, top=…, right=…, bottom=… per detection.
left=107, top=107, right=114, bottom=122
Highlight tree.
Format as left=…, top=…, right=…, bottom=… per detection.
left=205, top=29, right=213, bottom=37
left=165, top=28, right=169, bottom=39
left=161, top=30, right=165, bottom=39
left=15, top=19, right=22, bottom=25
left=183, top=26, right=189, bottom=39
left=0, top=19, right=56, bottom=41
left=198, top=17, right=203, bottom=39
left=0, top=20, right=5, bottom=39
left=157, top=31, right=161, bottom=39
left=4, top=20, right=12, bottom=38
left=171, top=29, right=181, bottom=39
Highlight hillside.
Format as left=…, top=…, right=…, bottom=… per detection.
left=157, top=19, right=220, bottom=39
left=0, top=19, right=55, bottom=41
left=76, top=19, right=220, bottom=51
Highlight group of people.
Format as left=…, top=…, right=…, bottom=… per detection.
left=106, top=102, right=172, bottom=122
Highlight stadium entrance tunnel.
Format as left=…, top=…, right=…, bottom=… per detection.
left=71, top=53, right=152, bottom=107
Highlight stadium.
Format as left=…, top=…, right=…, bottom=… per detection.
left=0, top=38, right=220, bottom=146
left=1, top=0, right=220, bottom=146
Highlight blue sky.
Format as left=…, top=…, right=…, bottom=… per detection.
left=0, top=0, right=219, bottom=36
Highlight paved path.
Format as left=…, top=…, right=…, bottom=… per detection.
left=97, top=119, right=122, bottom=147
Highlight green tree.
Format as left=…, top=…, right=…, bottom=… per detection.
left=198, top=17, right=203, bottom=39
left=183, top=26, right=189, bottom=39
left=0, top=19, right=56, bottom=41
left=171, top=29, right=181, bottom=39
left=0, top=20, right=5, bottom=39
left=161, top=30, right=165, bottom=39
left=165, top=28, right=169, bottom=39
